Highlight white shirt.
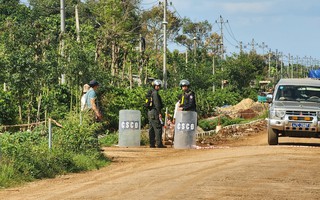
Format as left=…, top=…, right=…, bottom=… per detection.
left=80, top=93, right=87, bottom=111
left=173, top=101, right=180, bottom=119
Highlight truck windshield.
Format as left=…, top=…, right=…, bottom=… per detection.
left=275, top=85, right=320, bottom=102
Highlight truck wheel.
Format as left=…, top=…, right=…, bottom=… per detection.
left=268, top=126, right=278, bottom=145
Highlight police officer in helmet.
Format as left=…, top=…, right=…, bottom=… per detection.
left=147, top=79, right=166, bottom=148
left=178, top=79, right=197, bottom=112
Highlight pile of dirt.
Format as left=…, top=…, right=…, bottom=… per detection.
left=216, top=98, right=268, bottom=119
left=197, top=98, right=268, bottom=146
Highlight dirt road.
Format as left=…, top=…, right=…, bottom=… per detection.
left=1, top=130, right=320, bottom=200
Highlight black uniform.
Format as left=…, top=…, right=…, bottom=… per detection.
left=179, top=89, right=196, bottom=111
left=147, top=89, right=165, bottom=148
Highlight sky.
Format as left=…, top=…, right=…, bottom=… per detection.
left=142, top=0, right=320, bottom=65
left=20, top=0, right=320, bottom=65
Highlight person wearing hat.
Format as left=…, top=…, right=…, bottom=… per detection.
left=178, top=79, right=196, bottom=112
left=81, top=84, right=90, bottom=111
left=86, top=80, right=102, bottom=122
left=147, top=79, right=166, bottom=148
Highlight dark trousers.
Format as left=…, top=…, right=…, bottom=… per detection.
left=148, top=109, right=163, bottom=147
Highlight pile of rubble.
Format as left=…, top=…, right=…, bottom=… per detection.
left=197, top=119, right=267, bottom=146
left=216, top=98, right=268, bottom=119
left=197, top=98, right=268, bottom=146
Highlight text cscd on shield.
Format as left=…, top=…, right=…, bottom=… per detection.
left=176, top=122, right=195, bottom=131
left=121, top=121, right=140, bottom=130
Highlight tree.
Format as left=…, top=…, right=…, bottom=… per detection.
left=218, top=52, right=267, bottom=95
left=88, top=0, right=141, bottom=86
left=139, top=4, right=181, bottom=84
left=140, top=5, right=181, bottom=51
left=175, top=18, right=212, bottom=51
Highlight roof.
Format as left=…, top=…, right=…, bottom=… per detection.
left=276, top=78, right=320, bottom=87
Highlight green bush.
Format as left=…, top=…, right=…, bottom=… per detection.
left=198, top=116, right=246, bottom=131
left=198, top=118, right=219, bottom=131
left=0, top=90, right=18, bottom=125
left=0, top=159, right=17, bottom=187
left=99, top=133, right=118, bottom=147
left=0, top=112, right=109, bottom=188
left=99, top=131, right=149, bottom=147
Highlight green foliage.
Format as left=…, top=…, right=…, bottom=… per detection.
left=208, top=88, right=241, bottom=107
left=0, top=90, right=18, bottom=125
left=53, top=112, right=102, bottom=153
left=198, top=118, right=219, bottom=131
left=0, top=0, right=273, bottom=137
left=175, top=18, right=212, bottom=50
left=222, top=117, right=245, bottom=126
left=99, top=131, right=149, bottom=147
left=198, top=116, right=246, bottom=131
left=0, top=159, right=16, bottom=187
left=160, top=88, right=182, bottom=117
left=141, top=5, right=181, bottom=52
left=99, top=133, right=118, bottom=147
left=99, top=85, right=242, bottom=130
left=140, top=131, right=150, bottom=146
left=101, top=87, right=147, bottom=129
left=0, top=131, right=54, bottom=182
left=218, top=52, right=267, bottom=94
left=0, top=112, right=109, bottom=188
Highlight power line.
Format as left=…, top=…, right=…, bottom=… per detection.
left=139, top=0, right=159, bottom=11
left=224, top=22, right=239, bottom=45
left=140, top=0, right=159, bottom=6
left=170, top=3, right=183, bottom=20
left=224, top=35, right=238, bottom=48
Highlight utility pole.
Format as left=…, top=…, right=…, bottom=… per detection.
left=287, top=54, right=290, bottom=78
left=239, top=41, right=243, bottom=53
left=215, top=15, right=228, bottom=89
left=240, top=41, right=245, bottom=53
left=60, top=0, right=66, bottom=84
left=279, top=52, right=283, bottom=78
left=259, top=42, right=268, bottom=55
left=212, top=55, right=215, bottom=93
left=248, top=38, right=258, bottom=53
left=268, top=49, right=271, bottom=78
left=60, top=0, right=65, bottom=34
left=215, top=15, right=227, bottom=60
left=193, top=36, right=197, bottom=56
left=185, top=50, right=188, bottom=70
left=275, top=49, right=278, bottom=81
left=162, top=0, right=168, bottom=89
left=75, top=4, right=80, bottom=42
left=288, top=54, right=293, bottom=78
left=296, top=56, right=301, bottom=78
left=236, top=41, right=246, bottom=54
left=193, top=36, right=197, bottom=68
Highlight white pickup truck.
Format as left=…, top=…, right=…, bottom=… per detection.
left=267, top=78, right=320, bottom=145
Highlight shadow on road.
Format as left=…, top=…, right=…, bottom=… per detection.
left=279, top=142, right=320, bottom=147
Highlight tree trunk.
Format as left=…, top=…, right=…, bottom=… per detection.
left=37, top=93, right=42, bottom=122
left=129, top=60, right=133, bottom=90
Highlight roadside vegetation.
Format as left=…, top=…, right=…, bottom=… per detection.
left=0, top=113, right=109, bottom=188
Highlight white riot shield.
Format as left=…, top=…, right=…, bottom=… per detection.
left=174, top=111, right=197, bottom=149
left=118, top=110, right=141, bottom=147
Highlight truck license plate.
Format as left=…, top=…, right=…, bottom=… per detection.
left=292, top=123, right=310, bottom=128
